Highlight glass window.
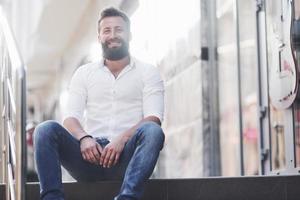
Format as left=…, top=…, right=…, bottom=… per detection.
left=238, top=0, right=259, bottom=175
left=265, top=0, right=287, bottom=171
left=217, top=0, right=240, bottom=176
left=217, top=0, right=259, bottom=176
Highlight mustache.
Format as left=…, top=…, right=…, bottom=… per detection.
left=105, top=38, right=123, bottom=45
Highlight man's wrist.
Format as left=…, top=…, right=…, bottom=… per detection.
left=118, top=132, right=131, bottom=144
left=79, top=135, right=93, bottom=143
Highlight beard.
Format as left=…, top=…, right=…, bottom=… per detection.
left=101, top=38, right=129, bottom=61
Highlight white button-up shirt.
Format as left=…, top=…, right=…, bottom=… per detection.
left=63, top=57, right=164, bottom=140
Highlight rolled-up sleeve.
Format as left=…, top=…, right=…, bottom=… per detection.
left=63, top=67, right=87, bottom=123
left=143, top=66, right=164, bottom=123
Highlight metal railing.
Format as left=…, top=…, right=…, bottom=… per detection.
left=0, top=6, right=27, bottom=200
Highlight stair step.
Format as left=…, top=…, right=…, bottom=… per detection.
left=1, top=175, right=300, bottom=200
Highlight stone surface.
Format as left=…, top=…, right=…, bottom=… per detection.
left=2, top=176, right=300, bottom=200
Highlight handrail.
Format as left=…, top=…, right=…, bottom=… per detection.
left=0, top=9, right=22, bottom=71
left=0, top=5, right=27, bottom=200
left=7, top=164, right=16, bottom=200
left=6, top=79, right=17, bottom=115
left=7, top=120, right=17, bottom=166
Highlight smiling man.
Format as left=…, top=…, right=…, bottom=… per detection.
left=34, top=7, right=165, bottom=200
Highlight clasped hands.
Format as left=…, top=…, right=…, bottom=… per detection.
left=80, top=136, right=125, bottom=168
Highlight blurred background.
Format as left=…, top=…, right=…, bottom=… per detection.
left=1, top=0, right=300, bottom=182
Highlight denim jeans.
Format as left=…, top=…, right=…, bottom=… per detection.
left=34, top=120, right=164, bottom=200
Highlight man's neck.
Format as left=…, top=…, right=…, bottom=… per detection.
left=104, top=56, right=130, bottom=77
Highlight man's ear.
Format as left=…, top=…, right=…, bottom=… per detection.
left=98, top=34, right=101, bottom=43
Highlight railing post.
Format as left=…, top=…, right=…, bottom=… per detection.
left=15, top=67, right=26, bottom=200
left=4, top=50, right=11, bottom=200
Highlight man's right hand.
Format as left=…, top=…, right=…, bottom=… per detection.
left=80, top=137, right=103, bottom=164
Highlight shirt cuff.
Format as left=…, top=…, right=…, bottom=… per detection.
left=144, top=113, right=164, bottom=124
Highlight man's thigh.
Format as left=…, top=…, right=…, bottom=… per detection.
left=48, top=124, right=105, bottom=181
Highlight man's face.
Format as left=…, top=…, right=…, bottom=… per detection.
left=98, top=16, right=130, bottom=60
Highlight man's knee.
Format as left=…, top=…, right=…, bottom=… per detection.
left=34, top=120, right=61, bottom=144
left=138, top=121, right=165, bottom=144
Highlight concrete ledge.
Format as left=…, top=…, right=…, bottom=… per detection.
left=1, top=175, right=300, bottom=200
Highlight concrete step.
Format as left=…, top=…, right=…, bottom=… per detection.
left=1, top=175, right=300, bottom=200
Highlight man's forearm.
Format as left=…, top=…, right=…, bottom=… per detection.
left=63, top=117, right=88, bottom=140
left=118, top=116, right=161, bottom=143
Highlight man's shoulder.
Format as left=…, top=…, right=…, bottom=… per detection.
left=133, top=57, right=157, bottom=72
left=77, top=61, right=101, bottom=72
left=73, top=61, right=102, bottom=78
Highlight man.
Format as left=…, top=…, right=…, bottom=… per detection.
left=34, top=7, right=165, bottom=200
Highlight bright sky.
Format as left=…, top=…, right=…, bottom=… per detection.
left=130, top=0, right=200, bottom=65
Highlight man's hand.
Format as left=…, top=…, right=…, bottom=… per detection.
left=100, top=135, right=126, bottom=168
left=80, top=137, right=103, bottom=164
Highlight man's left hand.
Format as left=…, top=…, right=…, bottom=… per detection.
left=100, top=135, right=127, bottom=168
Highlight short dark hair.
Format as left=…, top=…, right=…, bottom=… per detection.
left=98, top=7, right=130, bottom=33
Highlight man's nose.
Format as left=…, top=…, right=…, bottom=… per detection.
left=109, top=30, right=117, bottom=38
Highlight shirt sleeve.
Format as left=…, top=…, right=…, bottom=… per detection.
left=143, top=65, right=165, bottom=123
left=63, top=67, right=87, bottom=124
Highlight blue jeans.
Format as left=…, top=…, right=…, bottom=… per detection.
left=34, top=120, right=164, bottom=200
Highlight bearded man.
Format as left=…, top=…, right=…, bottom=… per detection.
left=34, top=7, right=165, bottom=200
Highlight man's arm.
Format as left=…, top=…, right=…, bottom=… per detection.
left=113, top=116, right=161, bottom=145
left=63, top=66, right=103, bottom=164
left=63, top=117, right=103, bottom=164
left=100, top=116, right=161, bottom=168
left=63, top=117, right=88, bottom=140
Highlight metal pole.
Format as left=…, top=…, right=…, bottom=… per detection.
left=201, top=0, right=221, bottom=176
left=255, top=0, right=271, bottom=175
left=15, top=67, right=26, bottom=200
left=4, top=50, right=10, bottom=200
left=234, top=0, right=245, bottom=176
left=0, top=35, right=5, bottom=183
left=208, top=0, right=221, bottom=176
